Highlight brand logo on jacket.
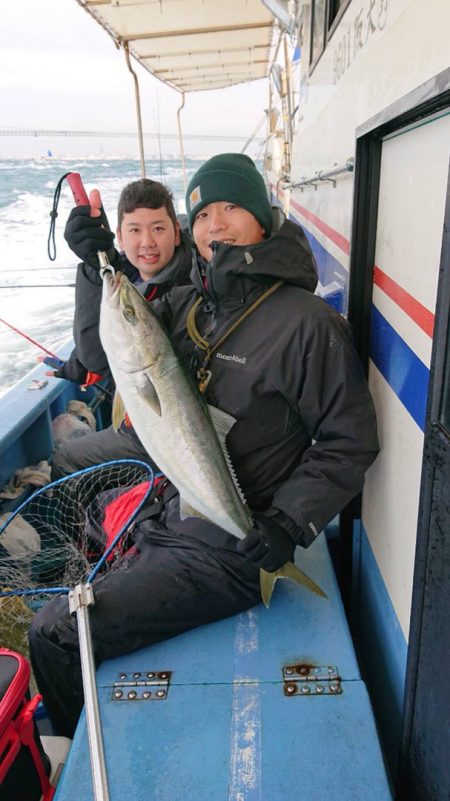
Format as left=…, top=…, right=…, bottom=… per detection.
left=216, top=352, right=247, bottom=365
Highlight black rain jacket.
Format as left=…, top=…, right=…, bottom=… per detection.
left=154, top=209, right=379, bottom=548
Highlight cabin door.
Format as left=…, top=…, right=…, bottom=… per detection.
left=397, top=162, right=450, bottom=801
left=348, top=96, right=450, bottom=795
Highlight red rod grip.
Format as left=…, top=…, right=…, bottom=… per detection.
left=67, top=173, right=89, bottom=206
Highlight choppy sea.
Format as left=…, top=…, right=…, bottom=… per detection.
left=0, top=156, right=200, bottom=398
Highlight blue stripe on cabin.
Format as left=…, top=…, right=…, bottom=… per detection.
left=352, top=521, right=408, bottom=775
left=370, top=305, right=429, bottom=431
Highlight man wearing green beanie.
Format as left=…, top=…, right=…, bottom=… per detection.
left=186, top=152, right=273, bottom=236
left=30, top=152, right=379, bottom=739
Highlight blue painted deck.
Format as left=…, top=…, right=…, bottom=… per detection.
left=0, top=343, right=107, bottom=496
left=54, top=536, right=392, bottom=800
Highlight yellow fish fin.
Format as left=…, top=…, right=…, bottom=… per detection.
left=139, top=372, right=162, bottom=416
left=260, top=562, right=328, bottom=609
left=112, top=392, right=126, bottom=430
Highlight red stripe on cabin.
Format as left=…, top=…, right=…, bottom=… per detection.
left=373, top=266, right=435, bottom=338
left=275, top=184, right=435, bottom=338
left=288, top=198, right=351, bottom=255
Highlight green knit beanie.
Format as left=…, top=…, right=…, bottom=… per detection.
left=186, top=153, right=272, bottom=235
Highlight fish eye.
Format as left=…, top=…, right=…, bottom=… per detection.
left=123, top=305, right=136, bottom=322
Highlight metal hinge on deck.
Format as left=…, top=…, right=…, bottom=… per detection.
left=283, top=664, right=342, bottom=697
left=111, top=670, right=171, bottom=701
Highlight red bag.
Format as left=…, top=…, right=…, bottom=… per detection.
left=0, top=648, right=54, bottom=801
left=102, top=477, right=166, bottom=559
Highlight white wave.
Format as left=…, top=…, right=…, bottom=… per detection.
left=0, top=155, right=189, bottom=390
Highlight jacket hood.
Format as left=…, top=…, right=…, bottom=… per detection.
left=190, top=208, right=318, bottom=301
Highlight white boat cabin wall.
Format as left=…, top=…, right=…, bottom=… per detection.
left=264, top=0, right=450, bottom=796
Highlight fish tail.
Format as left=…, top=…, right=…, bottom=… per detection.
left=259, top=562, right=328, bottom=608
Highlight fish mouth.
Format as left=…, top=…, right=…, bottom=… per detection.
left=112, top=272, right=123, bottom=297
left=103, top=271, right=124, bottom=305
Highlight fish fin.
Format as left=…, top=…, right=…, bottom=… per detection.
left=207, top=404, right=248, bottom=507
left=112, top=392, right=126, bottom=430
left=259, top=568, right=277, bottom=609
left=179, top=495, right=211, bottom=522
left=259, top=563, right=328, bottom=608
left=139, top=373, right=162, bottom=416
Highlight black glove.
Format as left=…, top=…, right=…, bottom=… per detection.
left=64, top=205, right=118, bottom=269
left=236, top=511, right=296, bottom=572
left=43, top=355, right=87, bottom=383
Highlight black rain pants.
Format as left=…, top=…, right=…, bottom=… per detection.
left=28, top=516, right=261, bottom=738
left=50, top=424, right=153, bottom=481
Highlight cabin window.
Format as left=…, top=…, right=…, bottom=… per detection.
left=309, top=0, right=352, bottom=71
left=329, top=0, right=351, bottom=27
left=310, top=0, right=327, bottom=69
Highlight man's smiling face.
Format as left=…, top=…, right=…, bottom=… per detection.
left=192, top=202, right=265, bottom=261
left=117, top=206, right=180, bottom=280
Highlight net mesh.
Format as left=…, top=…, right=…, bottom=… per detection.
left=0, top=459, right=155, bottom=656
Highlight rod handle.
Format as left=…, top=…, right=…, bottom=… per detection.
left=67, top=173, right=90, bottom=206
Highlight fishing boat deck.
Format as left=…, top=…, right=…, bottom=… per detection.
left=0, top=357, right=392, bottom=799
left=0, top=345, right=105, bottom=497
left=53, top=534, right=392, bottom=801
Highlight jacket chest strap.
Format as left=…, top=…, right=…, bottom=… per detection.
left=186, top=280, right=284, bottom=392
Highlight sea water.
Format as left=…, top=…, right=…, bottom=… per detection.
left=0, top=156, right=199, bottom=397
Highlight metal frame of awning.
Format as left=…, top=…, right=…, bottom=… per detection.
left=75, top=1, right=277, bottom=93
left=74, top=0, right=283, bottom=181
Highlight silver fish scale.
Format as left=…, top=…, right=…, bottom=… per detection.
left=126, top=357, right=251, bottom=540
left=100, top=273, right=252, bottom=541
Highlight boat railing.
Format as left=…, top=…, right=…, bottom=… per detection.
left=284, top=157, right=355, bottom=190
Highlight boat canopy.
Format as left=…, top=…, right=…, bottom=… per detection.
left=76, top=0, right=276, bottom=92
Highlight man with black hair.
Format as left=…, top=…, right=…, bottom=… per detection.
left=49, top=178, right=192, bottom=479
left=29, top=154, right=379, bottom=739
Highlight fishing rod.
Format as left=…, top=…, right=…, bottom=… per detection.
left=46, top=171, right=111, bottom=273
left=1, top=177, right=111, bottom=404
left=3, top=240, right=78, bottom=287
left=0, top=317, right=111, bottom=400
left=66, top=173, right=112, bottom=274
left=3, top=171, right=98, bottom=287
left=0, top=317, right=62, bottom=360
left=3, top=173, right=94, bottom=287
left=0, top=284, right=75, bottom=289
left=48, top=170, right=92, bottom=260
left=4, top=267, right=76, bottom=273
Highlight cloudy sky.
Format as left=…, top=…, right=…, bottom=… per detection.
left=1, top=0, right=269, bottom=158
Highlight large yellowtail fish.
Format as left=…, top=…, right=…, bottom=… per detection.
left=99, top=272, right=326, bottom=607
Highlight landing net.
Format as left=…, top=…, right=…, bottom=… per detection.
left=0, top=459, right=156, bottom=655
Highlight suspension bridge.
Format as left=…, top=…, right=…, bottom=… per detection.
left=0, top=129, right=263, bottom=142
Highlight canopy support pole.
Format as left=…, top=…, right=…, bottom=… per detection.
left=123, top=42, right=146, bottom=178
left=282, top=34, right=292, bottom=175
left=176, top=92, right=187, bottom=193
